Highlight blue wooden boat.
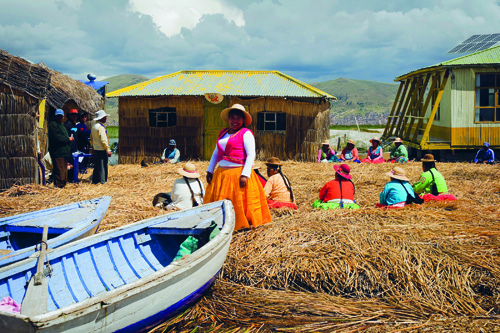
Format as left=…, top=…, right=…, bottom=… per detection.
left=0, top=196, right=111, bottom=267
left=0, top=199, right=235, bottom=333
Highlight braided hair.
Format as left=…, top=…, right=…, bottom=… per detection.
left=276, top=165, right=294, bottom=202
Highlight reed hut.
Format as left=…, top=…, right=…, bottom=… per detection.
left=0, top=49, right=103, bottom=190
left=107, top=70, right=335, bottom=164
left=381, top=45, right=500, bottom=160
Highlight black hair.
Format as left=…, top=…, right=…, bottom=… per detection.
left=275, top=165, right=294, bottom=202
left=423, top=161, right=436, bottom=170
left=254, top=169, right=267, bottom=182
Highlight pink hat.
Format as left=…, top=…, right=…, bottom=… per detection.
left=333, top=164, right=352, bottom=180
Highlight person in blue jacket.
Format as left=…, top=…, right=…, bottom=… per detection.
left=378, top=166, right=416, bottom=208
left=473, top=142, right=495, bottom=164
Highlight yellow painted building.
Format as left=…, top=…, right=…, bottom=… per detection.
left=381, top=45, right=500, bottom=155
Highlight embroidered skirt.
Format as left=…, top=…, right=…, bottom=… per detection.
left=268, top=199, right=298, bottom=210
left=205, top=167, right=272, bottom=231
left=420, top=194, right=457, bottom=202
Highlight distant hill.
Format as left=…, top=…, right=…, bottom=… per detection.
left=105, top=74, right=150, bottom=124
left=310, top=78, right=399, bottom=125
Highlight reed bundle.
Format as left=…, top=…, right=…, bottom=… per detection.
left=0, top=161, right=498, bottom=332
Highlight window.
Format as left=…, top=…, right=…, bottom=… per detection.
left=431, top=75, right=441, bottom=121
left=475, top=73, right=500, bottom=122
left=257, top=112, right=286, bottom=131
left=149, top=107, right=177, bottom=127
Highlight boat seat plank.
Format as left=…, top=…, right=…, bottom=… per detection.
left=147, top=217, right=217, bottom=237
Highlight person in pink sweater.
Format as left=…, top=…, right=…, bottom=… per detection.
left=361, top=137, right=385, bottom=163
left=339, top=139, right=360, bottom=163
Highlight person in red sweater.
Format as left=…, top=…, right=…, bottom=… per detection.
left=312, top=164, right=360, bottom=209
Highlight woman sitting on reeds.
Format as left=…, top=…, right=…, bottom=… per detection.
left=313, top=164, right=359, bottom=209
left=412, top=154, right=456, bottom=202
left=204, top=104, right=272, bottom=231
left=317, top=140, right=338, bottom=163
left=339, top=139, right=360, bottom=163
left=377, top=166, right=420, bottom=209
left=361, top=137, right=385, bottom=163
left=263, top=157, right=298, bottom=210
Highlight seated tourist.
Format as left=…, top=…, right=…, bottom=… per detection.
left=317, top=140, right=338, bottom=163
left=412, top=154, right=456, bottom=202
left=361, top=137, right=385, bottom=163
left=377, top=166, right=418, bottom=209
left=153, top=163, right=204, bottom=210
left=388, top=137, right=408, bottom=163
left=473, top=142, right=495, bottom=164
left=263, top=157, right=298, bottom=210
left=313, top=164, right=359, bottom=209
left=339, top=140, right=360, bottom=163
left=161, top=139, right=180, bottom=164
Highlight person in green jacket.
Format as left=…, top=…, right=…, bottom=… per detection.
left=388, top=137, right=408, bottom=163
left=412, top=154, right=448, bottom=195
left=48, top=109, right=74, bottom=188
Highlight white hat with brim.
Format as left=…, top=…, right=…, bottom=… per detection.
left=321, top=140, right=330, bottom=146
left=94, top=110, right=110, bottom=121
left=369, top=137, right=381, bottom=144
left=386, top=167, right=409, bottom=181
left=177, top=163, right=200, bottom=178
left=221, top=104, right=252, bottom=126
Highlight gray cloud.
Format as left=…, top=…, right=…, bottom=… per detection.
left=1, top=0, right=500, bottom=83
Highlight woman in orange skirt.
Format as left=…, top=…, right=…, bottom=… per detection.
left=205, top=104, right=272, bottom=231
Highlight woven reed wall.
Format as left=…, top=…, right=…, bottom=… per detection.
left=0, top=84, right=39, bottom=190
left=118, top=96, right=204, bottom=164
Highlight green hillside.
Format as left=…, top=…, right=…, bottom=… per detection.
left=104, top=74, right=150, bottom=124
left=311, top=78, right=399, bottom=125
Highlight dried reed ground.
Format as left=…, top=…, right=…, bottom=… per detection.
left=1, top=162, right=499, bottom=332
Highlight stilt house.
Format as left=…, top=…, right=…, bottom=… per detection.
left=0, top=49, right=103, bottom=190
left=381, top=45, right=500, bottom=159
left=107, top=70, right=335, bottom=164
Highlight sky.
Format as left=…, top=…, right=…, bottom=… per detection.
left=1, top=0, right=500, bottom=84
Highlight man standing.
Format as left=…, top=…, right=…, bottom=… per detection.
left=161, top=139, right=180, bottom=163
left=64, top=109, right=79, bottom=154
left=48, top=109, right=73, bottom=188
left=473, top=142, right=495, bottom=164
left=90, top=110, right=111, bottom=184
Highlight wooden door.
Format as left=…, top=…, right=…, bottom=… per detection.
left=203, top=99, right=229, bottom=160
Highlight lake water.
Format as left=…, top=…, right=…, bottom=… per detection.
left=109, top=138, right=118, bottom=165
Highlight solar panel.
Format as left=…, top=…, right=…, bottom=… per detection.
left=448, top=34, right=500, bottom=54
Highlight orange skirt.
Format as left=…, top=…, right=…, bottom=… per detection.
left=204, top=167, right=272, bottom=231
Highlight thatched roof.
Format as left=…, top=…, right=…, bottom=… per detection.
left=0, top=49, right=102, bottom=114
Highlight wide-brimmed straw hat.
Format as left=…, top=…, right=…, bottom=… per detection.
left=369, top=137, right=380, bottom=144
left=333, top=164, right=352, bottom=180
left=394, top=137, right=403, bottom=143
left=386, top=166, right=409, bottom=181
left=177, top=163, right=200, bottom=178
left=321, top=140, right=330, bottom=146
left=265, top=157, right=283, bottom=166
left=94, top=110, right=110, bottom=121
left=347, top=139, right=355, bottom=146
left=421, top=154, right=436, bottom=162
left=221, top=104, right=252, bottom=126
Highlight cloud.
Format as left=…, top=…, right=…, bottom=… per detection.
left=128, top=0, right=245, bottom=37
left=1, top=0, right=500, bottom=83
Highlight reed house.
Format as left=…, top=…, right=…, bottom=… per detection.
left=0, top=49, right=102, bottom=190
left=381, top=43, right=500, bottom=160
left=107, top=70, right=334, bottom=163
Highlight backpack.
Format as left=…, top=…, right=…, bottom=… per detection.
left=428, top=170, right=440, bottom=196
left=398, top=180, right=424, bottom=205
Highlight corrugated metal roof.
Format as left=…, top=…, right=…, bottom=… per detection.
left=396, top=45, right=500, bottom=81
left=107, top=70, right=335, bottom=99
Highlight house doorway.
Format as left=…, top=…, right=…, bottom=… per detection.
left=203, top=99, right=229, bottom=160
